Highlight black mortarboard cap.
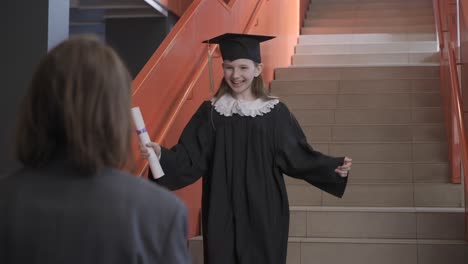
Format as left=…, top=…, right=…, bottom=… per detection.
left=203, top=33, right=275, bottom=63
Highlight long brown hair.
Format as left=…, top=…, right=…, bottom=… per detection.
left=15, top=35, right=133, bottom=174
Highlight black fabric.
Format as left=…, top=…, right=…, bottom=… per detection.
left=0, top=159, right=190, bottom=264
left=202, top=33, right=275, bottom=63
left=150, top=101, right=347, bottom=264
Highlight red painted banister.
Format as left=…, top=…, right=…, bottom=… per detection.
left=434, top=0, right=468, bottom=241
left=447, top=42, right=468, bottom=241
left=434, top=0, right=445, bottom=50
left=447, top=42, right=463, bottom=185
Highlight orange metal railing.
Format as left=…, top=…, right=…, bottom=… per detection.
left=433, top=0, right=468, bottom=241
left=434, top=0, right=463, bottom=184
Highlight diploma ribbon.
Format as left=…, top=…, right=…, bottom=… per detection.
left=136, top=127, right=147, bottom=135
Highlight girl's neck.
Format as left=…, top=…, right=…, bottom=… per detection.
left=232, top=91, right=256, bottom=102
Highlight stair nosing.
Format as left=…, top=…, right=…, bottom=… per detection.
left=301, top=123, right=444, bottom=126
left=296, top=40, right=438, bottom=46
left=279, top=64, right=440, bottom=69
left=288, top=107, right=442, bottom=110
left=276, top=93, right=441, bottom=95
left=189, top=236, right=468, bottom=245
left=293, top=51, right=438, bottom=56
left=296, top=161, right=449, bottom=164
left=272, top=80, right=441, bottom=84
left=290, top=63, right=441, bottom=67
left=287, top=237, right=468, bottom=244
left=289, top=206, right=465, bottom=213
left=308, top=140, right=446, bottom=143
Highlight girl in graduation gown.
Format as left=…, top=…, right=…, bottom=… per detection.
left=142, top=33, right=353, bottom=264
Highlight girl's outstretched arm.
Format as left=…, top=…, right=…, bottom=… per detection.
left=275, top=103, right=350, bottom=198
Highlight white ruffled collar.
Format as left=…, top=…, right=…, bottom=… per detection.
left=211, top=93, right=279, bottom=117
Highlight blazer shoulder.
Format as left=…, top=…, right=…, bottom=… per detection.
left=105, top=169, right=186, bottom=211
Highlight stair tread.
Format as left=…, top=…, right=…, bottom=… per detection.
left=294, top=51, right=437, bottom=55
left=190, top=236, right=467, bottom=244
left=307, top=140, right=446, bottom=143
left=279, top=64, right=440, bottom=69
left=289, top=206, right=465, bottom=212
left=290, top=63, right=441, bottom=67
left=287, top=237, right=468, bottom=244
left=301, top=123, right=443, bottom=126
left=291, top=161, right=448, bottom=164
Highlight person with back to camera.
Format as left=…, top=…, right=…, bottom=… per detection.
left=0, top=35, right=191, bottom=264
left=140, top=33, right=353, bottom=264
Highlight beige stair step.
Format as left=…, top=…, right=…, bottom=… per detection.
left=311, top=0, right=431, bottom=3
left=302, top=124, right=445, bottom=142
left=286, top=183, right=462, bottom=207
left=275, top=65, right=439, bottom=81
left=287, top=108, right=443, bottom=125
left=298, top=33, right=436, bottom=44
left=318, top=142, right=447, bottom=162
left=309, top=3, right=433, bottom=13
left=304, top=17, right=434, bottom=27
left=285, top=162, right=449, bottom=184
left=289, top=206, right=465, bottom=239
left=302, top=25, right=435, bottom=35
left=310, top=0, right=432, bottom=5
left=292, top=52, right=439, bottom=66
left=288, top=63, right=440, bottom=68
left=287, top=238, right=467, bottom=264
left=308, top=141, right=446, bottom=162
left=189, top=237, right=468, bottom=264
left=308, top=9, right=433, bottom=17
left=307, top=9, right=434, bottom=19
left=311, top=1, right=432, bottom=6
left=271, top=79, right=440, bottom=95
left=295, top=41, right=437, bottom=54
left=282, top=93, right=441, bottom=109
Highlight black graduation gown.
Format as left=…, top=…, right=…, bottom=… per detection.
left=149, top=100, right=347, bottom=264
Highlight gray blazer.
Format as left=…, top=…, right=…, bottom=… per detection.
left=0, top=159, right=191, bottom=264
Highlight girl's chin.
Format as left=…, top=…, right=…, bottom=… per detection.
left=228, top=82, right=244, bottom=89
left=230, top=87, right=248, bottom=94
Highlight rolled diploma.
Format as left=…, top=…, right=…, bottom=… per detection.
left=131, top=107, right=165, bottom=179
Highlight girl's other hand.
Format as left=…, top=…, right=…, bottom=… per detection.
left=335, top=157, right=352, bottom=177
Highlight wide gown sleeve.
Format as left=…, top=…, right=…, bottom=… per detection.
left=148, top=102, right=213, bottom=190
left=275, top=103, right=348, bottom=198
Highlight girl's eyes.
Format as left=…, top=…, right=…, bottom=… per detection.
left=223, top=66, right=250, bottom=70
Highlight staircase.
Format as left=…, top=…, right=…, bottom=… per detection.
left=275, top=0, right=467, bottom=263
left=189, top=0, right=467, bottom=263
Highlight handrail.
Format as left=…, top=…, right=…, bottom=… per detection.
left=433, top=0, right=445, bottom=50
left=434, top=0, right=468, bottom=241
left=447, top=42, right=465, bottom=185
left=434, top=0, right=463, bottom=184
left=448, top=42, right=468, bottom=241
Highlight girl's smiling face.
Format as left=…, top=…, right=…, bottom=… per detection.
left=222, top=59, right=263, bottom=100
